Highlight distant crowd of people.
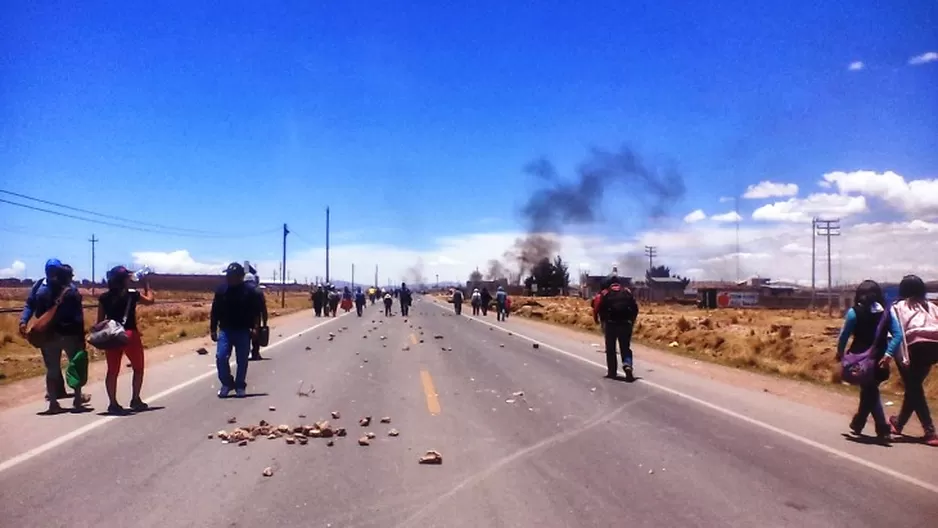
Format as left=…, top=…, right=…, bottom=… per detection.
left=309, top=283, right=412, bottom=318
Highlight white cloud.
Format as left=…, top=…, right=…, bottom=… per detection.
left=848, top=61, right=865, bottom=71
left=743, top=181, right=800, bottom=199
left=131, top=250, right=228, bottom=275
left=0, top=260, right=27, bottom=279
left=710, top=211, right=742, bottom=223
left=908, top=51, right=938, bottom=66
left=683, top=209, right=707, bottom=223
left=718, top=196, right=734, bottom=203
left=751, top=193, right=868, bottom=223
left=821, top=170, right=938, bottom=217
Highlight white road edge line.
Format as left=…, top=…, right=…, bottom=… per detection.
left=0, top=311, right=352, bottom=475
left=431, top=298, right=938, bottom=495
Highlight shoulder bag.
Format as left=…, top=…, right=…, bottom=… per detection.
left=841, top=309, right=889, bottom=386
left=88, top=295, right=132, bottom=350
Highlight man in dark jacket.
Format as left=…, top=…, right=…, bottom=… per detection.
left=211, top=263, right=261, bottom=398
left=452, top=288, right=464, bottom=315
left=480, top=287, right=492, bottom=316
left=399, top=282, right=413, bottom=317
left=20, top=261, right=88, bottom=412
left=245, top=273, right=268, bottom=361
left=312, top=284, right=325, bottom=317
left=595, top=276, right=639, bottom=381
left=19, top=258, right=70, bottom=401
left=354, top=287, right=367, bottom=316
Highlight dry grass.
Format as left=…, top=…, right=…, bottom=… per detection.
left=0, top=289, right=310, bottom=384
left=507, top=296, right=938, bottom=403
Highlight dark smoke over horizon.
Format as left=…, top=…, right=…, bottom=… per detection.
left=505, top=145, right=687, bottom=280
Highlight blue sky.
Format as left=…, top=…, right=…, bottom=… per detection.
left=1, top=1, right=936, bottom=284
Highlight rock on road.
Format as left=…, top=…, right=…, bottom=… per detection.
left=1, top=296, right=936, bottom=528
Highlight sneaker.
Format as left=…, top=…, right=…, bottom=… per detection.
left=624, top=365, right=635, bottom=382
left=217, top=386, right=231, bottom=398
left=73, top=393, right=91, bottom=408
left=924, top=433, right=938, bottom=447
left=235, top=388, right=246, bottom=398
left=107, top=403, right=126, bottom=415
left=46, top=402, right=65, bottom=414
left=129, top=398, right=149, bottom=412
left=849, top=415, right=865, bottom=436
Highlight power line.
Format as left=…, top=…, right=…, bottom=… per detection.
left=815, top=218, right=841, bottom=316
left=644, top=245, right=657, bottom=272
left=0, top=197, right=278, bottom=239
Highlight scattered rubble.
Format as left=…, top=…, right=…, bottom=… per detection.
left=263, top=467, right=274, bottom=477
left=227, top=417, right=237, bottom=424
left=365, top=432, right=376, bottom=439
left=196, top=347, right=209, bottom=355
left=419, top=450, right=443, bottom=465
left=358, top=436, right=371, bottom=446
left=305, top=346, right=312, bottom=351
left=388, top=428, right=400, bottom=437
left=433, top=335, right=444, bottom=339
left=268, top=406, right=276, bottom=412
left=499, top=344, right=505, bottom=348
left=331, top=411, right=341, bottom=419
left=380, top=416, right=391, bottom=423
left=359, top=416, right=372, bottom=427
left=532, top=343, right=540, bottom=349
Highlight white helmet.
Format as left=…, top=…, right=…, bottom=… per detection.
left=244, top=273, right=257, bottom=285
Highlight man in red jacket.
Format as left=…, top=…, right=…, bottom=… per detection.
left=594, top=276, right=639, bottom=381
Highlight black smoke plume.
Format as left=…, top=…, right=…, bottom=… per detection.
left=507, top=145, right=686, bottom=279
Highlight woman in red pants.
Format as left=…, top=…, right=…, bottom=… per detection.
left=97, top=266, right=155, bottom=414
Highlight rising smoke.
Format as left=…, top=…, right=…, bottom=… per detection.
left=505, top=145, right=686, bottom=280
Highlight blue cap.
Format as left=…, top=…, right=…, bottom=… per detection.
left=44, top=258, right=62, bottom=274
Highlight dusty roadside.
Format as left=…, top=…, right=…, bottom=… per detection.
left=0, top=309, right=313, bottom=410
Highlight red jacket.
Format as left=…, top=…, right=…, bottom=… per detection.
left=591, top=290, right=606, bottom=321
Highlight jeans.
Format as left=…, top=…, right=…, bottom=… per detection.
left=356, top=303, right=364, bottom=316
left=216, top=329, right=251, bottom=390
left=496, top=302, right=506, bottom=321
left=895, top=342, right=938, bottom=435
left=400, top=302, right=410, bottom=317
left=853, top=382, right=888, bottom=435
left=40, top=334, right=84, bottom=400
left=384, top=302, right=392, bottom=316
left=603, top=322, right=634, bottom=375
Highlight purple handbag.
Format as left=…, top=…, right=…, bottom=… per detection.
left=841, top=308, right=889, bottom=386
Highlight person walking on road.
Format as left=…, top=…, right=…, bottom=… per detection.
left=495, top=286, right=508, bottom=321
left=888, top=275, right=938, bottom=446
left=383, top=291, right=394, bottom=316
left=19, top=258, right=70, bottom=401
left=211, top=263, right=261, bottom=399
left=97, top=266, right=155, bottom=414
left=354, top=287, right=367, bottom=316
left=245, top=273, right=268, bottom=361
left=400, top=282, right=413, bottom=317
left=595, top=276, right=639, bottom=382
left=836, top=280, right=902, bottom=443
left=470, top=288, right=482, bottom=315
left=327, top=286, right=340, bottom=317
left=480, top=287, right=492, bottom=316
left=21, top=262, right=90, bottom=412
left=312, top=284, right=326, bottom=317
left=452, top=287, right=464, bottom=315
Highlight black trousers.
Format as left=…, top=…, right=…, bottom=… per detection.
left=896, top=342, right=938, bottom=435
left=454, top=302, right=462, bottom=315
left=603, top=322, right=634, bottom=375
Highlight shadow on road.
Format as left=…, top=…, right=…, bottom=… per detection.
left=840, top=433, right=893, bottom=447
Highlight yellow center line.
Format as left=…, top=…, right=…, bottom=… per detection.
left=420, top=369, right=442, bottom=416
left=410, top=333, right=418, bottom=345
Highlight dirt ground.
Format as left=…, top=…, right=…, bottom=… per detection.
left=507, top=296, right=938, bottom=404
left=0, top=288, right=311, bottom=384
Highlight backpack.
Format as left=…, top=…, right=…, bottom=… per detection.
left=601, top=284, right=638, bottom=323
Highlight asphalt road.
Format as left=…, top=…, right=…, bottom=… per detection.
left=1, top=296, right=937, bottom=528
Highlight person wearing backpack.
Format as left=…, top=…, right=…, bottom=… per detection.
left=97, top=266, right=155, bottom=414
left=595, top=276, right=639, bottom=381
left=19, top=258, right=70, bottom=401
left=836, top=280, right=903, bottom=443
left=888, top=275, right=938, bottom=446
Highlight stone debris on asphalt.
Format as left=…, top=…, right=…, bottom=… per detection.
left=227, top=417, right=237, bottom=424
left=419, top=450, right=443, bottom=465
left=196, top=347, right=209, bottom=355
left=331, top=411, right=341, bottom=419
left=359, top=416, right=372, bottom=426
left=532, top=343, right=540, bottom=349
left=305, top=346, right=312, bottom=351
left=365, top=432, right=376, bottom=439
left=268, top=406, right=276, bottom=411
left=388, top=428, right=400, bottom=437
left=380, top=416, right=391, bottom=423
left=263, top=467, right=274, bottom=477
left=358, top=437, right=371, bottom=446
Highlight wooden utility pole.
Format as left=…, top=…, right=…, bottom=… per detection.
left=644, top=246, right=657, bottom=273
left=89, top=234, right=99, bottom=294
left=281, top=223, right=289, bottom=308
left=325, top=207, right=330, bottom=283
left=815, top=219, right=840, bottom=316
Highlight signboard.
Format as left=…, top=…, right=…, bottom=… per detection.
left=716, top=291, right=759, bottom=308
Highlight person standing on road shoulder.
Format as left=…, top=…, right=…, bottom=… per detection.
left=244, top=273, right=267, bottom=361
left=480, top=287, right=492, bottom=316
left=495, top=286, right=508, bottom=321
left=19, top=258, right=70, bottom=401
left=836, top=280, right=902, bottom=443
left=595, top=276, right=639, bottom=382
left=211, top=263, right=261, bottom=398
left=452, top=287, right=464, bottom=315
left=97, top=266, right=155, bottom=414
left=887, top=274, right=938, bottom=446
